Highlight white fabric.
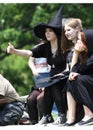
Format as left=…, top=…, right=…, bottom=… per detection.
left=0, top=74, right=20, bottom=102
left=35, top=58, right=50, bottom=73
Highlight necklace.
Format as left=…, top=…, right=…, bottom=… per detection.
left=51, top=48, right=57, bottom=58
left=52, top=51, right=57, bottom=58
left=51, top=48, right=57, bottom=68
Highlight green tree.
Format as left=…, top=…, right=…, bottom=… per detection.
left=0, top=3, right=93, bottom=96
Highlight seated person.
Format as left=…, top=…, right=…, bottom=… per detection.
left=27, top=52, right=50, bottom=125
left=0, top=74, right=24, bottom=126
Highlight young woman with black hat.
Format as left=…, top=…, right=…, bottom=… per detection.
left=7, top=7, right=71, bottom=125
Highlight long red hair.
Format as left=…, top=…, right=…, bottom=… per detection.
left=78, top=31, right=88, bottom=63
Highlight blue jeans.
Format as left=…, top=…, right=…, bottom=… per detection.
left=34, top=72, right=50, bottom=83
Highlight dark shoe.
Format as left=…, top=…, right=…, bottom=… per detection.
left=63, top=122, right=75, bottom=126
left=38, top=114, right=54, bottom=124
left=76, top=117, right=93, bottom=126
left=53, top=113, right=66, bottom=125
left=31, top=120, right=38, bottom=125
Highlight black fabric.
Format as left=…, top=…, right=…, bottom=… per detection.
left=31, top=43, right=66, bottom=76
left=84, top=29, right=93, bottom=57
left=67, top=75, right=93, bottom=112
left=35, top=74, right=68, bottom=88
left=27, top=89, right=44, bottom=124
left=0, top=101, right=24, bottom=126
left=71, top=54, right=93, bottom=75
left=44, top=80, right=67, bottom=115
left=31, top=43, right=72, bottom=115
left=75, top=103, right=84, bottom=123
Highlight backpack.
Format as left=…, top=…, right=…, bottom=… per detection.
left=0, top=101, right=24, bottom=126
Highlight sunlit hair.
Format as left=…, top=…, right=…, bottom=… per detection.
left=78, top=31, right=88, bottom=63
left=79, top=31, right=86, bottom=44
left=61, top=18, right=83, bottom=53
left=64, top=18, right=83, bottom=31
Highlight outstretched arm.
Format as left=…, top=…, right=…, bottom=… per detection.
left=7, top=43, right=33, bottom=57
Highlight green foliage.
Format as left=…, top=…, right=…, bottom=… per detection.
left=0, top=3, right=93, bottom=96
left=0, top=55, right=34, bottom=96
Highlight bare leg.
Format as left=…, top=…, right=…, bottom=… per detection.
left=66, top=91, right=76, bottom=123
left=82, top=105, right=93, bottom=121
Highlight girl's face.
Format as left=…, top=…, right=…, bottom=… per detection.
left=64, top=25, right=78, bottom=41
left=45, top=28, right=57, bottom=41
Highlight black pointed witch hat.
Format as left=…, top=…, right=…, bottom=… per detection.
left=34, top=6, right=64, bottom=39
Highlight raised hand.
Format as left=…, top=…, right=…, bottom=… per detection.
left=75, top=38, right=87, bottom=53
left=7, top=43, right=15, bottom=54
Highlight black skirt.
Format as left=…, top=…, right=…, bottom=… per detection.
left=67, top=75, right=93, bottom=112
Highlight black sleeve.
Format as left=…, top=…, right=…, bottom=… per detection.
left=71, top=54, right=93, bottom=74
left=71, top=63, right=80, bottom=72
left=31, top=43, right=47, bottom=58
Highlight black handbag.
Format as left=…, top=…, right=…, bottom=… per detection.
left=35, top=73, right=69, bottom=88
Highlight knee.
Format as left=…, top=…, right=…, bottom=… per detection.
left=37, top=92, right=44, bottom=101
left=37, top=96, right=43, bottom=103
left=37, top=93, right=43, bottom=101
left=27, top=96, right=35, bottom=104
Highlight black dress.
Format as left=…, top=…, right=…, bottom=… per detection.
left=67, top=54, right=93, bottom=112
left=67, top=29, right=93, bottom=113
left=31, top=42, right=67, bottom=115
